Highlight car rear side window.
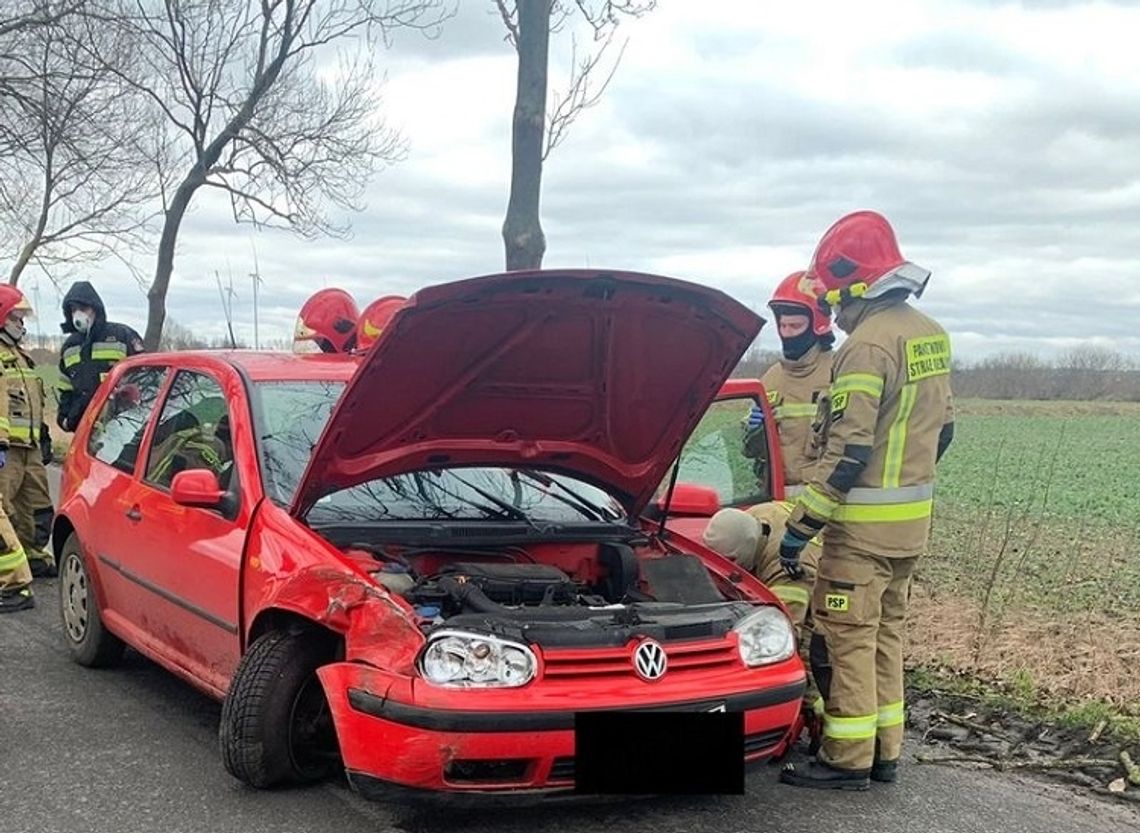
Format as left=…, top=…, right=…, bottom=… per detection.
left=86, top=367, right=170, bottom=475
left=144, top=371, right=235, bottom=491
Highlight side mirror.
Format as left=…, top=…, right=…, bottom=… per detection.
left=660, top=482, right=721, bottom=517
left=171, top=468, right=225, bottom=509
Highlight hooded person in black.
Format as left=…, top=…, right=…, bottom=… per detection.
left=56, top=282, right=145, bottom=432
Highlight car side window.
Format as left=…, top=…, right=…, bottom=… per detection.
left=86, top=367, right=170, bottom=474
left=144, top=371, right=236, bottom=492
left=654, top=397, right=773, bottom=508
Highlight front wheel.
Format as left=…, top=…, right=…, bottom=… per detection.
left=219, top=630, right=341, bottom=788
left=58, top=532, right=125, bottom=667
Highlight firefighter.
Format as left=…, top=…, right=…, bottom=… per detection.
left=778, top=210, right=955, bottom=791
left=743, top=271, right=836, bottom=496
left=149, top=419, right=232, bottom=487
left=0, top=287, right=56, bottom=579
left=293, top=288, right=360, bottom=354
left=352, top=295, right=406, bottom=354
left=0, top=287, right=45, bottom=610
left=56, top=281, right=145, bottom=433
left=704, top=503, right=824, bottom=748
left=703, top=503, right=820, bottom=648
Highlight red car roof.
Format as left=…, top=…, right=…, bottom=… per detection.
left=135, top=350, right=362, bottom=383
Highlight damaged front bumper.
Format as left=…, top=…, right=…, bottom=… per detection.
left=317, top=660, right=805, bottom=801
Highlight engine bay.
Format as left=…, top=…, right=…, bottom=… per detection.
left=339, top=540, right=756, bottom=648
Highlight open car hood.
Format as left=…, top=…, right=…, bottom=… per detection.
left=291, top=269, right=764, bottom=519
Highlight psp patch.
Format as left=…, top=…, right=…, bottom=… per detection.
left=829, top=391, right=849, bottom=420
left=824, top=593, right=850, bottom=612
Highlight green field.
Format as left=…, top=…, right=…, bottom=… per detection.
left=679, top=397, right=1140, bottom=614
left=924, top=400, right=1140, bottom=616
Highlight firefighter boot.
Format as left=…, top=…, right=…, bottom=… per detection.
left=28, top=553, right=57, bottom=578
left=0, top=584, right=34, bottom=613
left=779, top=759, right=870, bottom=791
left=871, top=739, right=898, bottom=783
left=871, top=759, right=898, bottom=783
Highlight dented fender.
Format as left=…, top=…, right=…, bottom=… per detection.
left=251, top=565, right=426, bottom=674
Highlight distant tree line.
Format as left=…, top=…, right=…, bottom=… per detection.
left=733, top=345, right=1140, bottom=402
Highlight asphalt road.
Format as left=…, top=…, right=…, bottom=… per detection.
left=2, top=468, right=1136, bottom=833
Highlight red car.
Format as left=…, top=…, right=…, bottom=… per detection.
left=54, top=269, right=804, bottom=802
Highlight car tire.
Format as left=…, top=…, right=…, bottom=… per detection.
left=219, top=630, right=340, bottom=789
left=58, top=531, right=125, bottom=667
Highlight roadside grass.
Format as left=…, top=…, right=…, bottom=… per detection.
left=906, top=663, right=1140, bottom=745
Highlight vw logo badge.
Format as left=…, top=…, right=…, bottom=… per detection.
left=633, top=639, right=667, bottom=681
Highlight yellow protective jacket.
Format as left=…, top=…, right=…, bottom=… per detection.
left=0, top=337, right=46, bottom=450
left=760, top=344, right=835, bottom=493
left=788, top=298, right=954, bottom=558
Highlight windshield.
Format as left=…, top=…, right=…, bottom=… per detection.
left=253, top=380, right=628, bottom=526
left=255, top=379, right=346, bottom=505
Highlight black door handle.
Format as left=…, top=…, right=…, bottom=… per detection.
left=125, top=506, right=142, bottom=522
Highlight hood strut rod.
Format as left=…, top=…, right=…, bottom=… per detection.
left=655, top=457, right=682, bottom=539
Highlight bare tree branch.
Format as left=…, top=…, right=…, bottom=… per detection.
left=0, top=6, right=165, bottom=285
left=0, top=0, right=85, bottom=39
left=80, top=0, right=453, bottom=349
left=543, top=30, right=626, bottom=160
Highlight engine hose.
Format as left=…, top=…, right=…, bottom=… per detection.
left=436, top=575, right=636, bottom=622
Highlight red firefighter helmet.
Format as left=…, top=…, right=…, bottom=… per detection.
left=767, top=271, right=832, bottom=338
left=807, top=211, right=931, bottom=309
left=354, top=295, right=406, bottom=353
left=293, top=288, right=359, bottom=354
left=0, top=285, right=34, bottom=321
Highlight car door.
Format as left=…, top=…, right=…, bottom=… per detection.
left=117, top=367, right=249, bottom=692
left=81, top=365, right=171, bottom=634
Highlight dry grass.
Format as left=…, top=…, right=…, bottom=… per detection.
left=907, top=584, right=1140, bottom=708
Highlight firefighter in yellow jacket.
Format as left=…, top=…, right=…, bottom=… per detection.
left=0, top=286, right=52, bottom=612
left=744, top=271, right=835, bottom=496
left=705, top=501, right=827, bottom=751
left=778, top=211, right=954, bottom=791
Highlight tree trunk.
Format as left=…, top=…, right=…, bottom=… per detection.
left=501, top=0, right=551, bottom=271
left=8, top=235, right=41, bottom=286
left=143, top=177, right=200, bottom=350
left=9, top=160, right=54, bottom=286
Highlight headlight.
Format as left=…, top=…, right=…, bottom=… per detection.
left=733, top=606, right=796, bottom=667
left=418, top=630, right=537, bottom=688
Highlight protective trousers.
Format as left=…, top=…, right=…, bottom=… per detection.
left=0, top=496, right=30, bottom=590
left=809, top=546, right=917, bottom=771
left=0, top=446, right=54, bottom=567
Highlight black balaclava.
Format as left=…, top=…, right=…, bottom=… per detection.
left=772, top=303, right=817, bottom=361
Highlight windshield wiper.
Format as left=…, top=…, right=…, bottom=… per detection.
left=514, top=468, right=621, bottom=522
left=442, top=472, right=562, bottom=534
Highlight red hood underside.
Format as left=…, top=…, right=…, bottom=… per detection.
left=291, top=269, right=764, bottom=518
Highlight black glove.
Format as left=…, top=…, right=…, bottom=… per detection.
left=40, top=424, right=54, bottom=465
left=779, top=528, right=811, bottom=580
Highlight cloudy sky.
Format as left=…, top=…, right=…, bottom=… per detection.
left=27, top=0, right=1140, bottom=360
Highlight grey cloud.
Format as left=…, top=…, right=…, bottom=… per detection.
left=892, top=32, right=1032, bottom=76
left=386, top=1, right=514, bottom=62
left=76, top=2, right=1140, bottom=360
